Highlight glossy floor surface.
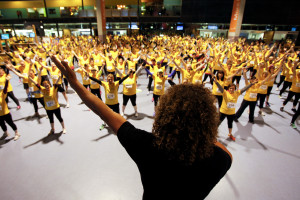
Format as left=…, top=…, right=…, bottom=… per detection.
left=0, top=71, right=299, bottom=200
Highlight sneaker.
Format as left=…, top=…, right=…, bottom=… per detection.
left=48, top=129, right=54, bottom=135
left=66, top=103, right=70, bottom=108
left=14, top=134, right=20, bottom=141
left=121, top=112, right=124, bottom=117
left=147, top=91, right=150, bottom=96
left=228, top=134, right=236, bottom=141
left=62, top=128, right=67, bottom=134
left=280, top=107, right=284, bottom=112
left=290, top=123, right=297, bottom=129
left=134, top=112, right=138, bottom=117
left=17, top=105, right=21, bottom=110
left=279, top=95, right=283, bottom=99
left=265, top=102, right=270, bottom=107
left=258, top=111, right=265, bottom=116
left=99, top=124, right=105, bottom=130
left=151, top=97, right=154, bottom=102
left=292, top=108, right=296, bottom=113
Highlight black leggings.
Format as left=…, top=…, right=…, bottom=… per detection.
left=235, top=100, right=256, bottom=122
left=107, top=103, right=120, bottom=113
left=232, top=76, right=241, bottom=85
left=291, top=103, right=300, bottom=124
left=31, top=97, right=45, bottom=113
left=148, top=76, right=153, bottom=91
left=171, top=71, right=181, bottom=80
left=91, top=88, right=102, bottom=100
left=123, top=94, right=136, bottom=106
left=277, top=75, right=285, bottom=88
left=257, top=93, right=267, bottom=109
left=6, top=91, right=20, bottom=106
left=283, top=91, right=300, bottom=107
left=153, top=94, right=160, bottom=106
left=0, top=113, right=17, bottom=132
left=46, top=108, right=63, bottom=124
left=219, top=113, right=234, bottom=129
left=214, top=95, right=223, bottom=108
left=279, top=81, right=292, bottom=96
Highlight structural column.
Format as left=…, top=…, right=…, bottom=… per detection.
left=228, top=0, right=246, bottom=41
left=96, top=0, right=106, bottom=42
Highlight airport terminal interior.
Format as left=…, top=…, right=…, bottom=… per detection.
left=0, top=0, right=300, bottom=200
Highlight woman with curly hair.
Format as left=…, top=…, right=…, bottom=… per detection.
left=52, top=55, right=232, bottom=200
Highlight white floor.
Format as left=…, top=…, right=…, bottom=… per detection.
left=0, top=71, right=299, bottom=200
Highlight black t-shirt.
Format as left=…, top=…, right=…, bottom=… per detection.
left=118, top=121, right=232, bottom=200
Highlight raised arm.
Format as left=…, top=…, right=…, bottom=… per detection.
left=51, top=56, right=126, bottom=133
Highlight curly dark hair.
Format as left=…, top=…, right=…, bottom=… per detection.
left=153, top=83, right=219, bottom=165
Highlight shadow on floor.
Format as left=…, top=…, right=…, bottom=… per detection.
left=13, top=114, right=47, bottom=124
left=93, top=126, right=114, bottom=141
left=23, top=132, right=64, bottom=148
left=125, top=112, right=154, bottom=120
left=0, top=137, right=13, bottom=148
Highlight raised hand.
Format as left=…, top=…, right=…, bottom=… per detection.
left=51, top=55, right=77, bottom=85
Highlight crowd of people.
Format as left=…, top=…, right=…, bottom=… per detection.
left=1, top=34, right=299, bottom=141
left=0, top=34, right=299, bottom=199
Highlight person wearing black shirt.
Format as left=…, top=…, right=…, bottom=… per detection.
left=52, top=56, right=232, bottom=200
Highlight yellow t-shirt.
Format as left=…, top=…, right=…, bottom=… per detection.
left=105, top=58, right=115, bottom=72
left=244, top=84, right=260, bottom=101
left=212, top=80, right=224, bottom=96
left=76, top=68, right=91, bottom=85
left=0, top=75, right=13, bottom=92
left=153, top=75, right=168, bottom=95
left=192, top=70, right=205, bottom=84
left=90, top=74, right=101, bottom=89
left=15, top=65, right=30, bottom=83
left=290, top=76, right=300, bottom=93
left=41, top=86, right=60, bottom=110
left=182, top=69, right=195, bottom=83
left=220, top=90, right=241, bottom=115
left=123, top=74, right=137, bottom=96
left=102, top=81, right=120, bottom=105
left=49, top=67, right=62, bottom=85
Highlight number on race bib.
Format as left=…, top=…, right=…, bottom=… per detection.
left=125, top=84, right=132, bottom=88
left=91, top=81, right=97, bottom=85
left=250, top=61, right=254, bottom=65
left=0, top=85, right=4, bottom=90
left=107, top=93, right=115, bottom=99
left=107, top=66, right=112, bottom=71
left=260, top=85, right=267, bottom=90
left=0, top=105, right=2, bottom=110
left=296, top=83, right=300, bottom=87
left=156, top=84, right=163, bottom=90
left=52, top=75, right=58, bottom=79
left=249, top=93, right=257, bottom=99
left=227, top=102, right=236, bottom=109
left=46, top=100, right=55, bottom=107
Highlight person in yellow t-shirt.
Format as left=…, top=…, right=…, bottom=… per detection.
left=214, top=79, right=254, bottom=141
left=280, top=61, right=300, bottom=113
left=0, top=66, right=20, bottom=109
left=89, top=72, right=129, bottom=114
left=89, top=67, right=104, bottom=101
left=30, top=76, right=66, bottom=135
left=121, top=66, right=143, bottom=118
left=145, top=66, right=176, bottom=116
left=210, top=71, right=225, bottom=108
left=0, top=78, right=20, bottom=141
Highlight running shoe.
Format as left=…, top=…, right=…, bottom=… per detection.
left=48, top=129, right=54, bottom=135
left=121, top=112, right=124, bottom=117
left=258, top=111, right=265, bottom=116
left=134, top=112, right=138, bottom=117
left=66, top=103, right=70, bottom=108
left=279, top=95, right=283, bottom=99
left=99, top=124, right=105, bottom=130
left=280, top=107, right=284, bottom=112
left=13, top=135, right=20, bottom=141
left=147, top=91, right=150, bottom=96
left=17, top=105, right=21, bottom=110
left=292, top=108, right=296, bottom=113
left=290, top=123, right=297, bottom=129
left=62, top=128, right=67, bottom=134
left=265, top=102, right=270, bottom=107
left=228, top=134, right=236, bottom=141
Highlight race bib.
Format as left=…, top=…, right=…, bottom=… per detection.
left=120, top=70, right=124, bottom=74
left=52, top=75, right=58, bottom=79
left=216, top=87, right=221, bottom=93
left=227, top=102, right=236, bottom=109
left=290, top=75, right=293, bottom=79
left=156, top=84, right=163, bottom=90
left=83, top=76, right=89, bottom=81
left=260, top=85, right=267, bottom=90
left=95, top=60, right=99, bottom=63
left=0, top=85, right=4, bottom=90
left=0, top=105, right=2, bottom=110
left=107, top=66, right=112, bottom=71
left=250, top=61, right=254, bottom=65
left=296, top=83, right=300, bottom=87
left=91, top=81, right=97, bottom=85
left=249, top=93, right=257, bottom=99
left=107, top=93, right=115, bottom=99
left=46, top=100, right=55, bottom=107
left=29, top=87, right=34, bottom=92
left=125, top=84, right=132, bottom=89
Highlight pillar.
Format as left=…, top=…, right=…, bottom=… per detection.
left=228, top=0, right=246, bottom=41
left=96, top=0, right=106, bottom=42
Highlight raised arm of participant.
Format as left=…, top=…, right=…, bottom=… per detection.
left=119, top=72, right=130, bottom=84
left=213, top=79, right=225, bottom=93
left=243, top=68, right=249, bottom=86
left=52, top=56, right=126, bottom=133
left=144, top=67, right=153, bottom=77
left=240, top=81, right=256, bottom=94
left=6, top=64, right=26, bottom=78
left=135, top=65, right=143, bottom=77
left=115, top=67, right=123, bottom=77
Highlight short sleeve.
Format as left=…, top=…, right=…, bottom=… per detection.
left=117, top=121, right=154, bottom=161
